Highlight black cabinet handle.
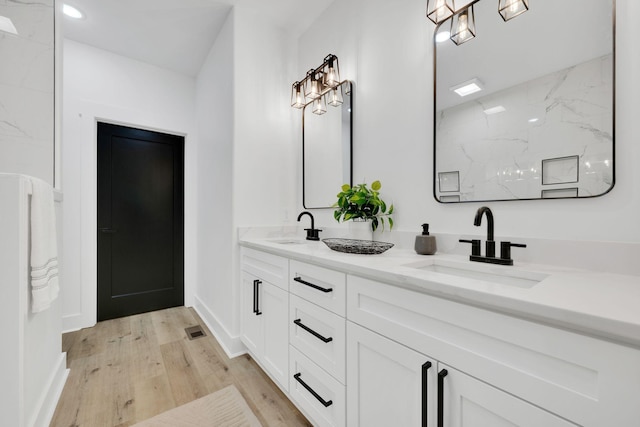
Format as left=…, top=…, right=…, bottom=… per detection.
left=294, top=276, right=333, bottom=293
left=422, top=361, right=432, bottom=427
left=253, top=279, right=262, bottom=316
left=98, top=227, right=117, bottom=234
left=293, top=373, right=333, bottom=407
left=293, top=319, right=333, bottom=343
left=437, top=369, right=448, bottom=427
left=252, top=280, right=257, bottom=314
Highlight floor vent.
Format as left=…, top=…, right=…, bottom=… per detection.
left=185, top=325, right=206, bottom=340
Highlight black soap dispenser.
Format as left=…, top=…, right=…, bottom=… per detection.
left=415, top=223, right=437, bottom=255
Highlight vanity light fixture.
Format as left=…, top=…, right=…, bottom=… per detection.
left=450, top=5, right=476, bottom=45
left=427, top=0, right=456, bottom=24
left=450, top=78, right=483, bottom=97
left=291, top=54, right=345, bottom=115
left=63, top=4, right=83, bottom=19
left=290, top=82, right=305, bottom=109
left=327, top=86, right=344, bottom=107
left=498, top=0, right=529, bottom=21
left=305, top=70, right=321, bottom=100
left=312, top=97, right=327, bottom=115
left=428, top=0, right=529, bottom=46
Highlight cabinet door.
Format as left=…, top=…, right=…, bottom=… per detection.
left=347, top=322, right=436, bottom=427
left=261, top=283, right=289, bottom=391
left=440, top=364, right=578, bottom=427
left=240, top=271, right=261, bottom=356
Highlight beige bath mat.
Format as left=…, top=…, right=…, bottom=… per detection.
left=132, top=385, right=262, bottom=427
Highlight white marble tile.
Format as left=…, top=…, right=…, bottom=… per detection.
left=0, top=83, right=53, bottom=141
left=0, top=32, right=53, bottom=91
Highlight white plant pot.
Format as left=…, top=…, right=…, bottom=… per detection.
left=348, top=219, right=373, bottom=241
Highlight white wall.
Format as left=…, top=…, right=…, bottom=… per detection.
left=62, top=40, right=198, bottom=331
left=298, top=0, right=640, bottom=245
left=193, top=7, right=297, bottom=355
left=193, top=9, right=238, bottom=354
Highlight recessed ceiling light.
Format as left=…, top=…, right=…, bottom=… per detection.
left=63, top=4, right=83, bottom=19
left=528, top=117, right=539, bottom=123
left=450, top=78, right=483, bottom=97
left=483, top=106, right=506, bottom=115
left=435, top=31, right=451, bottom=43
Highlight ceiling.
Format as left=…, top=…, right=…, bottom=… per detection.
left=62, top=0, right=335, bottom=77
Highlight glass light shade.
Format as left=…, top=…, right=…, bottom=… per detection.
left=450, top=6, right=476, bottom=45
left=290, top=82, right=305, bottom=109
left=312, top=96, right=327, bottom=115
left=499, top=0, right=529, bottom=21
left=325, top=56, right=341, bottom=87
left=427, top=0, right=455, bottom=24
left=305, top=75, right=321, bottom=100
left=328, top=87, right=343, bottom=107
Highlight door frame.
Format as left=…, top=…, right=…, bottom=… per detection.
left=66, top=102, right=195, bottom=331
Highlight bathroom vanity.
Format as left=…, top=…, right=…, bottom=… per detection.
left=239, top=236, right=640, bottom=427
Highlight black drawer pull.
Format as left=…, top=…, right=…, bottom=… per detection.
left=293, top=373, right=333, bottom=407
left=293, top=319, right=333, bottom=343
left=294, top=276, right=333, bottom=293
left=438, top=369, right=448, bottom=427
left=422, top=361, right=432, bottom=427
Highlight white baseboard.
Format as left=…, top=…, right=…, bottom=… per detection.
left=192, top=296, right=246, bottom=359
left=29, top=353, right=69, bottom=427
left=62, top=312, right=94, bottom=334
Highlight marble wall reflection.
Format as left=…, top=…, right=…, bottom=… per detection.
left=436, top=54, right=613, bottom=201
left=0, top=0, right=54, bottom=184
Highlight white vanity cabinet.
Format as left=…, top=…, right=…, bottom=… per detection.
left=240, top=248, right=289, bottom=391
left=347, top=322, right=576, bottom=427
left=347, top=275, right=640, bottom=426
left=239, top=244, right=640, bottom=427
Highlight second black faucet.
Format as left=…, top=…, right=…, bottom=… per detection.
left=460, top=206, right=526, bottom=266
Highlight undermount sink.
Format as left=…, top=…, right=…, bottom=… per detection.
left=268, top=238, right=307, bottom=245
left=403, top=259, right=548, bottom=289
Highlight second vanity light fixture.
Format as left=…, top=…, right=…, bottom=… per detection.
left=291, top=54, right=347, bottom=115
left=427, top=0, right=529, bottom=45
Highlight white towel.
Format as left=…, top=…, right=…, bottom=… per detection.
left=29, top=177, right=59, bottom=313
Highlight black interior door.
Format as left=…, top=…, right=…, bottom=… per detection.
left=97, top=122, right=184, bottom=321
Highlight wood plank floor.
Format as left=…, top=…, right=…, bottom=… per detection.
left=50, top=307, right=311, bottom=427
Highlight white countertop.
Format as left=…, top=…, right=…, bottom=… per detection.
left=239, top=236, right=640, bottom=348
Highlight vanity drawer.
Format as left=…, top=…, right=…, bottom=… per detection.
left=290, top=294, right=346, bottom=383
left=289, top=345, right=345, bottom=427
left=346, top=274, right=640, bottom=427
left=240, top=247, right=288, bottom=290
left=290, top=260, right=346, bottom=316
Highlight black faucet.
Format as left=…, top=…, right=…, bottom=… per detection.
left=460, top=206, right=526, bottom=266
left=297, top=211, right=322, bottom=241
left=474, top=206, right=495, bottom=258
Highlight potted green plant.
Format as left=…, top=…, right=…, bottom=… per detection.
left=333, top=180, right=394, bottom=232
